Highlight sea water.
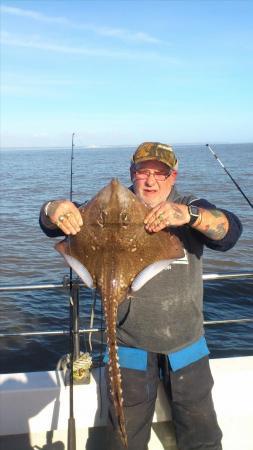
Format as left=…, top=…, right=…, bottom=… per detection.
left=0, top=143, right=252, bottom=372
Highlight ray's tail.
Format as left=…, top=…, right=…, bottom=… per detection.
left=104, top=297, right=128, bottom=447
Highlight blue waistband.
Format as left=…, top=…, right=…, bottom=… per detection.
left=103, top=336, right=209, bottom=372
left=103, top=346, right=148, bottom=371
left=168, top=336, right=209, bottom=371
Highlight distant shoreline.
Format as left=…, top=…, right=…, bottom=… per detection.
left=1, top=142, right=252, bottom=151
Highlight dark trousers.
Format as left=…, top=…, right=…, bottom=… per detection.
left=106, top=354, right=222, bottom=450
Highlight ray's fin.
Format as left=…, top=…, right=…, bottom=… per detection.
left=55, top=241, right=94, bottom=288
left=131, top=259, right=175, bottom=292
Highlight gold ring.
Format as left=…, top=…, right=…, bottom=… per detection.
left=65, top=212, right=71, bottom=219
left=158, top=213, right=164, bottom=221
left=55, top=220, right=60, bottom=227
left=58, top=215, right=65, bottom=222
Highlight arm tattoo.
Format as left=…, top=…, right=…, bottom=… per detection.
left=209, top=209, right=223, bottom=218
left=204, top=222, right=227, bottom=240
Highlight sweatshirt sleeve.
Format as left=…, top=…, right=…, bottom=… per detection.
left=191, top=198, right=243, bottom=252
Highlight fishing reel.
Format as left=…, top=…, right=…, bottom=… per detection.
left=57, top=351, right=92, bottom=386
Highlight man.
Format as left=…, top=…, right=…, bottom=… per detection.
left=40, top=142, right=242, bottom=450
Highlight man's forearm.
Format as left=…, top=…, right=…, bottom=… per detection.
left=39, top=199, right=83, bottom=237
left=39, top=202, right=65, bottom=238
left=40, top=202, right=58, bottom=230
left=191, top=208, right=229, bottom=240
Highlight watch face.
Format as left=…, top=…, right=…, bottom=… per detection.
left=188, top=205, right=200, bottom=225
left=190, top=205, right=199, bottom=217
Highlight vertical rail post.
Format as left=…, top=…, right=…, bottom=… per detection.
left=72, top=282, right=80, bottom=361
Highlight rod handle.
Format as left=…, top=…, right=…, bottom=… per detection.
left=68, top=417, right=76, bottom=450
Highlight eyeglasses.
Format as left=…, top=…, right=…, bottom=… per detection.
left=133, top=169, right=172, bottom=181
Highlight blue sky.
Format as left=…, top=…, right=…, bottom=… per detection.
left=1, top=1, right=253, bottom=147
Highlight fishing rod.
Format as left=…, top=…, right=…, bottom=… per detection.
left=68, top=132, right=76, bottom=450
left=70, top=133, right=75, bottom=203
left=206, top=144, right=253, bottom=208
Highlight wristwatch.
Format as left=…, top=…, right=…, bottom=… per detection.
left=44, top=201, right=53, bottom=217
left=187, top=205, right=201, bottom=226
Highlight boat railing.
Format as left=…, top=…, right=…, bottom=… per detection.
left=0, top=273, right=252, bottom=357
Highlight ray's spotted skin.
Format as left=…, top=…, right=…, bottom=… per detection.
left=55, top=179, right=183, bottom=446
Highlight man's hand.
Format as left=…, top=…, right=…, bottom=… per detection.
left=144, top=201, right=229, bottom=240
left=144, top=201, right=189, bottom=232
left=47, top=200, right=83, bottom=235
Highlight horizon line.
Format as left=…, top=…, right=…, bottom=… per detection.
left=1, top=141, right=253, bottom=150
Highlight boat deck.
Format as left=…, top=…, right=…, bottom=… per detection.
left=0, top=422, right=178, bottom=450
left=1, top=356, right=253, bottom=450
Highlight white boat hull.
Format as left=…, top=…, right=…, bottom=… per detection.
left=0, top=356, right=253, bottom=449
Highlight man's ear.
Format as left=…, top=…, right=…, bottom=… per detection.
left=171, top=170, right=178, bottom=186
left=130, top=164, right=135, bottom=182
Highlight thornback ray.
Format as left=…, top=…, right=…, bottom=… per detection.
left=55, top=178, right=184, bottom=447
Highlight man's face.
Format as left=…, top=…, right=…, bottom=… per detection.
left=132, top=160, right=177, bottom=208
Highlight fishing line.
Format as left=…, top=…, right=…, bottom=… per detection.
left=206, top=144, right=253, bottom=208
left=88, top=288, right=97, bottom=352
left=99, top=291, right=104, bottom=419
left=68, top=132, right=76, bottom=450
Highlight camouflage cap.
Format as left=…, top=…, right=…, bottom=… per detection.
left=132, top=142, right=178, bottom=170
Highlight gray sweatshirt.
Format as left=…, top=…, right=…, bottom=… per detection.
left=116, top=187, right=242, bottom=354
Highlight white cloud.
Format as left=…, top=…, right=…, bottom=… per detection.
left=1, top=4, right=167, bottom=45
left=1, top=31, right=177, bottom=62
left=1, top=71, right=108, bottom=98
left=1, top=5, right=70, bottom=24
